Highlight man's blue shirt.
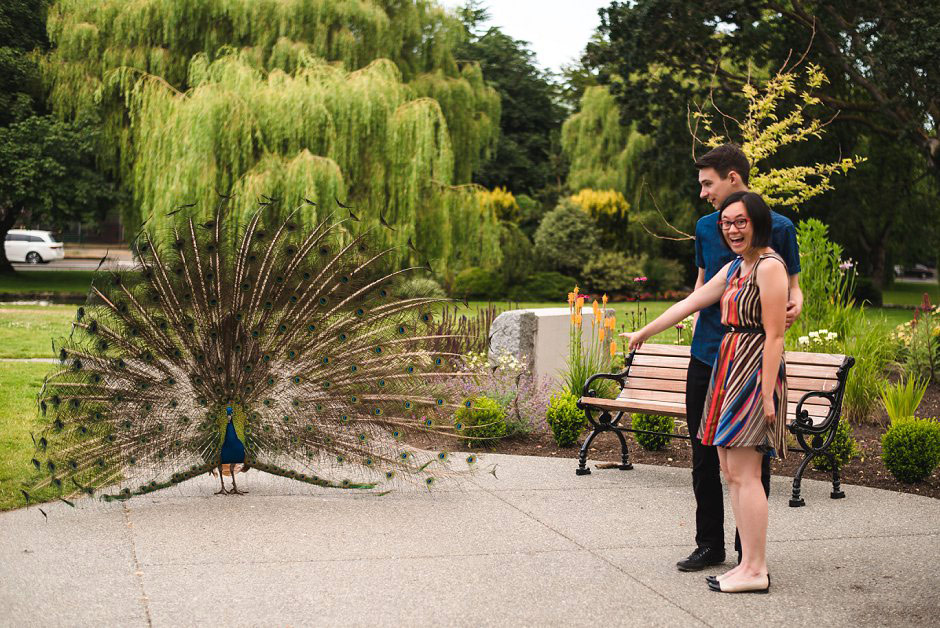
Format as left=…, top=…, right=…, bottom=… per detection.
left=690, top=210, right=800, bottom=366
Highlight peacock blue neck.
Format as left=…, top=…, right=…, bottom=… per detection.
left=218, top=405, right=246, bottom=464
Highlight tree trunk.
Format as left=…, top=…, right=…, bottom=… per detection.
left=0, top=207, right=19, bottom=274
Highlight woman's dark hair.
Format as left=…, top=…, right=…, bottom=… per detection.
left=717, top=191, right=773, bottom=250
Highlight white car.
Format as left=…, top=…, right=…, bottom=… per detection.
left=4, top=229, right=65, bottom=264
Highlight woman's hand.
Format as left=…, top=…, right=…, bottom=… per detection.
left=619, top=329, right=648, bottom=352
left=763, top=400, right=776, bottom=425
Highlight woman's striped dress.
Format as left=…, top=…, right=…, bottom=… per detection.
left=698, top=253, right=788, bottom=459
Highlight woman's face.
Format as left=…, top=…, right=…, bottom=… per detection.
left=719, top=201, right=752, bottom=254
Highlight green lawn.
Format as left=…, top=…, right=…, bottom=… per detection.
left=883, top=281, right=940, bottom=307
left=0, top=305, right=77, bottom=358
left=0, top=362, right=58, bottom=511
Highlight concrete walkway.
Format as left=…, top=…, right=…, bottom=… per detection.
left=1, top=455, right=938, bottom=627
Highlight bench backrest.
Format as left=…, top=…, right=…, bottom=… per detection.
left=612, top=344, right=851, bottom=426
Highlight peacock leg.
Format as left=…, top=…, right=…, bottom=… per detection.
left=215, top=464, right=229, bottom=495
left=228, top=464, right=248, bottom=495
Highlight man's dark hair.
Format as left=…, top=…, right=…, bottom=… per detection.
left=718, top=192, right=772, bottom=250
left=694, top=144, right=750, bottom=186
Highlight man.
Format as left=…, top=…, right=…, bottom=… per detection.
left=677, top=144, right=803, bottom=572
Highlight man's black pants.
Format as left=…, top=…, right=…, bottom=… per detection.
left=685, top=357, right=771, bottom=554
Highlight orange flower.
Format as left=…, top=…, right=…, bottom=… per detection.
left=599, top=328, right=605, bottom=342
left=567, top=291, right=576, bottom=306
left=576, top=297, right=584, bottom=311
left=602, top=293, right=608, bottom=306
left=609, top=340, right=617, bottom=356
left=575, top=314, right=583, bottom=326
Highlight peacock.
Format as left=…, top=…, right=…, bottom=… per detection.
left=24, top=195, right=482, bottom=505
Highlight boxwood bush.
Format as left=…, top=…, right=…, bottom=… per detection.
left=631, top=413, right=675, bottom=451
left=881, top=417, right=940, bottom=483
left=545, top=390, right=586, bottom=447
left=455, top=395, right=508, bottom=448
left=812, top=418, right=861, bottom=471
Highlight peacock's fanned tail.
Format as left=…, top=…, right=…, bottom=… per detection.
left=25, top=203, right=480, bottom=504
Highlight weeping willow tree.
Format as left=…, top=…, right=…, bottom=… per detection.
left=561, top=85, right=694, bottom=255
left=119, top=52, right=498, bottom=272
left=42, top=0, right=502, bottom=275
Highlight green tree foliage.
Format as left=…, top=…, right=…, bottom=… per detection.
left=0, top=116, right=117, bottom=271
left=455, top=3, right=567, bottom=196
left=0, top=0, right=118, bottom=273
left=533, top=199, right=600, bottom=279
left=41, top=0, right=503, bottom=275
left=588, top=0, right=940, bottom=183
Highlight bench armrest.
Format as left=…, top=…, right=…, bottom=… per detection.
left=579, top=350, right=635, bottom=400
left=788, top=355, right=855, bottom=435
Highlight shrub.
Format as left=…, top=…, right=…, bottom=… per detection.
left=581, top=251, right=644, bottom=294
left=482, top=186, right=520, bottom=222
left=643, top=257, right=685, bottom=293
left=498, top=222, right=534, bottom=286
left=532, top=198, right=600, bottom=277
left=631, top=413, right=675, bottom=451
left=392, top=276, right=445, bottom=299
left=546, top=390, right=586, bottom=447
left=895, top=298, right=940, bottom=383
left=812, top=418, right=860, bottom=471
left=452, top=267, right=504, bottom=300
left=569, top=188, right=629, bottom=218
left=881, top=418, right=940, bottom=483
left=516, top=194, right=544, bottom=239
left=455, top=395, right=507, bottom=448
left=507, top=271, right=577, bottom=302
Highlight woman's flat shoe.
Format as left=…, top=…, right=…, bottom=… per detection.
left=707, top=574, right=770, bottom=593
left=705, top=575, right=719, bottom=585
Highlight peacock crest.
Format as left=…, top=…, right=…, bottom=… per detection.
left=26, top=199, right=481, bottom=504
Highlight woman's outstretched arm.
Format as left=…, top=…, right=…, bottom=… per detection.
left=757, top=257, right=788, bottom=424
left=622, top=262, right=732, bottom=351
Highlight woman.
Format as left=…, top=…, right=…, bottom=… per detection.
left=623, top=191, right=788, bottom=594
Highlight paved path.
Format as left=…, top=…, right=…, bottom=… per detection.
left=1, top=455, right=938, bottom=626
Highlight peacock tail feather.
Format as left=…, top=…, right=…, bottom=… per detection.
left=25, top=199, right=481, bottom=504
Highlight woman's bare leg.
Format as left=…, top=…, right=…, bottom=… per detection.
left=718, top=446, right=768, bottom=589
left=715, top=446, right=743, bottom=581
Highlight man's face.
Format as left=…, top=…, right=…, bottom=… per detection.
left=698, top=167, right=741, bottom=209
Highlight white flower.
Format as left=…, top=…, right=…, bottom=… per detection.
left=808, top=331, right=819, bottom=339
left=827, top=332, right=838, bottom=341
left=798, top=336, right=809, bottom=345
left=818, top=329, right=829, bottom=335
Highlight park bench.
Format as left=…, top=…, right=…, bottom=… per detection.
left=575, top=344, right=855, bottom=507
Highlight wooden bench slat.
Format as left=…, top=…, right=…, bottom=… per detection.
left=787, top=390, right=832, bottom=406
left=581, top=396, right=686, bottom=417
left=785, top=364, right=840, bottom=379
left=783, top=350, right=846, bottom=366
left=624, top=366, right=690, bottom=381
left=633, top=344, right=692, bottom=357
left=787, top=376, right=839, bottom=392
left=623, top=377, right=686, bottom=393
left=631, top=354, right=692, bottom=369
left=617, top=388, right=686, bottom=404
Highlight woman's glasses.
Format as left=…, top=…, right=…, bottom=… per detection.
left=719, top=217, right=749, bottom=231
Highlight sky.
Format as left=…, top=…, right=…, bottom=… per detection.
left=439, top=0, right=611, bottom=73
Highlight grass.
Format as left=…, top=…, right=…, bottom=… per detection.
left=0, top=305, right=77, bottom=358
left=0, top=362, right=58, bottom=511
left=0, top=270, right=96, bottom=296
left=883, top=281, right=940, bottom=307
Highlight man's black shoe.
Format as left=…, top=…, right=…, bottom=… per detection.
left=677, top=547, right=726, bottom=572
